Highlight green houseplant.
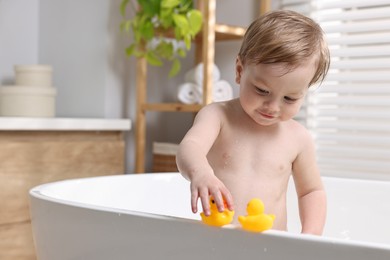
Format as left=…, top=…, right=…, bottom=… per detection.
left=120, top=0, right=203, bottom=77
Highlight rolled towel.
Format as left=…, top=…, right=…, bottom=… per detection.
left=177, top=82, right=202, bottom=104
left=212, top=80, right=234, bottom=102
left=184, top=63, right=221, bottom=86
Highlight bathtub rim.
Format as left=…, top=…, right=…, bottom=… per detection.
left=29, top=173, right=390, bottom=252
left=29, top=193, right=390, bottom=253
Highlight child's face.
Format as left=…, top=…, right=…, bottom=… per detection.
left=235, top=57, right=317, bottom=126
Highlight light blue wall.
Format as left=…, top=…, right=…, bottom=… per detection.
left=0, top=0, right=39, bottom=84
left=39, top=0, right=115, bottom=118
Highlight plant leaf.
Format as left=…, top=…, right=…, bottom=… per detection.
left=120, top=0, right=130, bottom=17
left=156, top=41, right=174, bottom=59
left=177, top=48, right=186, bottom=58
left=188, top=9, right=203, bottom=35
left=172, top=13, right=189, bottom=36
left=184, top=34, right=191, bottom=49
left=146, top=52, right=163, bottom=66
left=177, top=0, right=193, bottom=12
left=140, top=20, right=154, bottom=41
left=160, top=8, right=174, bottom=28
left=134, top=49, right=145, bottom=58
left=169, top=59, right=181, bottom=77
left=138, top=0, right=160, bottom=16
left=120, top=20, right=131, bottom=32
left=161, top=0, right=181, bottom=9
left=125, top=44, right=136, bottom=56
left=174, top=26, right=182, bottom=39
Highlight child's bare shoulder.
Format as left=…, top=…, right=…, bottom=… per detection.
left=284, top=120, right=313, bottom=141
left=199, top=99, right=236, bottom=115
left=282, top=120, right=316, bottom=154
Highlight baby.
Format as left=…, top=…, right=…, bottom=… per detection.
left=176, top=10, right=330, bottom=235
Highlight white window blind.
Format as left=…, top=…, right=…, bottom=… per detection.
left=280, top=0, right=390, bottom=180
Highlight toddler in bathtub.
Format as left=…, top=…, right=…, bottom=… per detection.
left=176, top=10, right=330, bottom=235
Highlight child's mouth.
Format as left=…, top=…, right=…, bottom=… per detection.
left=259, top=112, right=275, bottom=119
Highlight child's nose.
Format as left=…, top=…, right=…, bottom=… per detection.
left=263, top=98, right=280, bottom=112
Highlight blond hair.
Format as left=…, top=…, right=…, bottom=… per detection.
left=238, top=10, right=330, bottom=87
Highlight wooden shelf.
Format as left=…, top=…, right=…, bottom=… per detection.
left=194, top=23, right=246, bottom=41
left=215, top=24, right=246, bottom=40
left=164, top=23, right=246, bottom=42
left=142, top=103, right=203, bottom=112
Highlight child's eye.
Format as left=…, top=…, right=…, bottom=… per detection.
left=284, top=96, right=298, bottom=103
left=255, top=87, right=269, bottom=95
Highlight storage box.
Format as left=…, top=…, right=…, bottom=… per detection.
left=14, top=65, right=52, bottom=87
left=152, top=142, right=179, bottom=172
left=0, top=86, right=56, bottom=117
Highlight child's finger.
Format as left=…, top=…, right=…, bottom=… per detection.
left=211, top=192, right=225, bottom=212
left=222, top=190, right=234, bottom=211
left=191, top=189, right=199, bottom=213
left=199, top=189, right=211, bottom=216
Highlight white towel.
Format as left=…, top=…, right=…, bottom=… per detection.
left=212, top=80, right=233, bottom=102
left=184, top=63, right=221, bottom=86
left=177, top=82, right=202, bottom=104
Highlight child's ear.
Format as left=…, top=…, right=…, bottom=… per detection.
left=235, top=57, right=243, bottom=84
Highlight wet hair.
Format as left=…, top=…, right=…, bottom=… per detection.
left=238, top=10, right=330, bottom=87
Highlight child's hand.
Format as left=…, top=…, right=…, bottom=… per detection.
left=190, top=173, right=234, bottom=216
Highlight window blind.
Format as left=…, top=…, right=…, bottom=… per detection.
left=280, top=0, right=390, bottom=179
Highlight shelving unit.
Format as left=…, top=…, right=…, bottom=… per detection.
left=134, top=0, right=271, bottom=173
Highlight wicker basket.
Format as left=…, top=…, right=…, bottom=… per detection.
left=152, top=142, right=179, bottom=172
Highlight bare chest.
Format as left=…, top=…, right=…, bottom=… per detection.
left=208, top=125, right=297, bottom=177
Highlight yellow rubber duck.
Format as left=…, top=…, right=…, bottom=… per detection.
left=238, top=198, right=275, bottom=232
left=200, top=197, right=234, bottom=227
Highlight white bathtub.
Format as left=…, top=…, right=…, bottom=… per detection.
left=29, top=173, right=390, bottom=260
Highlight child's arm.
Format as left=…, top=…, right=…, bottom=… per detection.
left=292, top=130, right=327, bottom=235
left=297, top=188, right=326, bottom=235
left=176, top=104, right=234, bottom=216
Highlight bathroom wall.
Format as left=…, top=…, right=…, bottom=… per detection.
left=0, top=0, right=260, bottom=172
left=0, top=0, right=40, bottom=84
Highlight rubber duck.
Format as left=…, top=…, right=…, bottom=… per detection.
left=200, top=197, right=234, bottom=227
left=238, top=198, right=275, bottom=232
